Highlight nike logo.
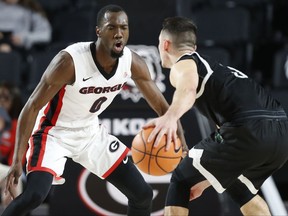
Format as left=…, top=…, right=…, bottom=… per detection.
left=83, top=77, right=92, bottom=81
left=123, top=156, right=128, bottom=164
left=174, top=147, right=181, bottom=153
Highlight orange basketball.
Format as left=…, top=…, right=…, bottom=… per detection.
left=131, top=127, right=182, bottom=176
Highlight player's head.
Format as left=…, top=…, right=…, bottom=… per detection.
left=158, top=17, right=197, bottom=68
left=96, top=4, right=129, bottom=58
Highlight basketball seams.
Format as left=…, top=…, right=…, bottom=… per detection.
left=155, top=146, right=182, bottom=159
left=143, top=129, right=155, bottom=175
left=155, top=145, right=181, bottom=174
left=131, top=127, right=182, bottom=176
left=131, top=132, right=146, bottom=164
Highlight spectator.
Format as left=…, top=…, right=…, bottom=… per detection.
left=0, top=0, right=52, bottom=53
left=0, top=81, right=24, bottom=207
left=0, top=107, right=11, bottom=138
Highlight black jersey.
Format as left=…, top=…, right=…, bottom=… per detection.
left=178, top=52, right=284, bottom=126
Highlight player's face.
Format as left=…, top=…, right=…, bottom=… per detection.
left=97, top=11, right=129, bottom=58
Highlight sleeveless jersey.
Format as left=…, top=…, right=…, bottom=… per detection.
left=34, top=42, right=132, bottom=130
left=179, top=52, right=283, bottom=126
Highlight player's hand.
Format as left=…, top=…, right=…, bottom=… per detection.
left=4, top=162, right=23, bottom=200
left=182, top=148, right=188, bottom=158
left=143, top=116, right=179, bottom=151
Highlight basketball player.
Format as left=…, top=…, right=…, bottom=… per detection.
left=2, top=6, right=186, bottom=216
left=144, top=16, right=288, bottom=215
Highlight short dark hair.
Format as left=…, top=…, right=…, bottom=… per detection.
left=162, top=16, right=197, bottom=48
left=97, top=4, right=126, bottom=26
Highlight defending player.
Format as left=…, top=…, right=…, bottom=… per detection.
left=2, top=6, right=187, bottom=216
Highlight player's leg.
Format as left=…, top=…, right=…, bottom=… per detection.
left=164, top=180, right=210, bottom=216
left=240, top=195, right=270, bottom=216
left=226, top=180, right=271, bottom=216
left=189, top=179, right=211, bottom=201
left=2, top=171, right=53, bottom=216
left=106, top=156, right=153, bottom=216
left=164, top=156, right=207, bottom=216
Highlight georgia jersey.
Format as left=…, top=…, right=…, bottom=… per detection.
left=33, top=42, right=132, bottom=130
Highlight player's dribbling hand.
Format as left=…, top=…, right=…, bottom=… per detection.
left=143, top=116, right=180, bottom=151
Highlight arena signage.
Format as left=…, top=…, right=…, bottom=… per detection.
left=100, top=117, right=153, bottom=136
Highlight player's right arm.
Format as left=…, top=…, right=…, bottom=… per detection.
left=5, top=51, right=75, bottom=199
left=131, top=51, right=188, bottom=151
left=145, top=59, right=198, bottom=148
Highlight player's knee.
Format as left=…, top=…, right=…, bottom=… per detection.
left=130, top=183, right=153, bottom=208
left=170, top=166, right=190, bottom=187
left=139, top=184, right=153, bottom=207
left=226, top=181, right=256, bottom=207
left=171, top=167, right=183, bottom=183
left=165, top=171, right=191, bottom=207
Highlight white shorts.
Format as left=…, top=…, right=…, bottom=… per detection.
left=26, top=124, right=129, bottom=185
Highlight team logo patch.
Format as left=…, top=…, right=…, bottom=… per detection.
left=109, top=140, right=119, bottom=152
left=120, top=45, right=166, bottom=103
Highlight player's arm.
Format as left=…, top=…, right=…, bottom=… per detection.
left=131, top=51, right=187, bottom=151
left=5, top=51, right=75, bottom=198
left=146, top=59, right=198, bottom=149
left=130, top=51, right=169, bottom=116
left=167, top=59, right=198, bottom=120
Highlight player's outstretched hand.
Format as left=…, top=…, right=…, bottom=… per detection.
left=4, top=161, right=23, bottom=200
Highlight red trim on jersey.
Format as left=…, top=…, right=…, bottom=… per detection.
left=27, top=137, right=35, bottom=171
left=28, top=166, right=64, bottom=182
left=102, top=147, right=130, bottom=179
left=35, top=86, right=66, bottom=132
left=28, top=166, right=57, bottom=176
left=36, top=131, right=48, bottom=167
left=35, top=104, right=51, bottom=132
left=28, top=87, right=66, bottom=171
left=50, top=87, right=65, bottom=125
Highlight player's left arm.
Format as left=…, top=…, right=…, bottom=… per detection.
left=131, top=51, right=168, bottom=116
left=130, top=51, right=187, bottom=151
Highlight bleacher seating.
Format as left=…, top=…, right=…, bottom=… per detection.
left=0, top=52, right=23, bottom=86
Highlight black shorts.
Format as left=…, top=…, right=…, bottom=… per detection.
left=188, top=114, right=288, bottom=194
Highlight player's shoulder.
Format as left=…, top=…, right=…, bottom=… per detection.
left=123, top=46, right=132, bottom=55
left=64, top=42, right=92, bottom=54
left=181, top=51, right=220, bottom=70
left=177, top=51, right=199, bottom=62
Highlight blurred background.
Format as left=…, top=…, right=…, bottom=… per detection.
left=0, top=0, right=288, bottom=215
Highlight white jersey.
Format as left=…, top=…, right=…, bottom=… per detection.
left=27, top=42, right=132, bottom=182
left=34, top=42, right=132, bottom=130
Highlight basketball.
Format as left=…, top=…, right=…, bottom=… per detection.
left=131, top=127, right=182, bottom=176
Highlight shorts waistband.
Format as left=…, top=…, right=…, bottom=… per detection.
left=232, top=110, right=287, bottom=122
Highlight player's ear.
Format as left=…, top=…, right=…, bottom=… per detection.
left=96, top=26, right=100, bottom=37
left=164, top=39, right=170, bottom=51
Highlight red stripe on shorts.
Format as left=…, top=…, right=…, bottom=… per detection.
left=102, top=147, right=130, bottom=179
